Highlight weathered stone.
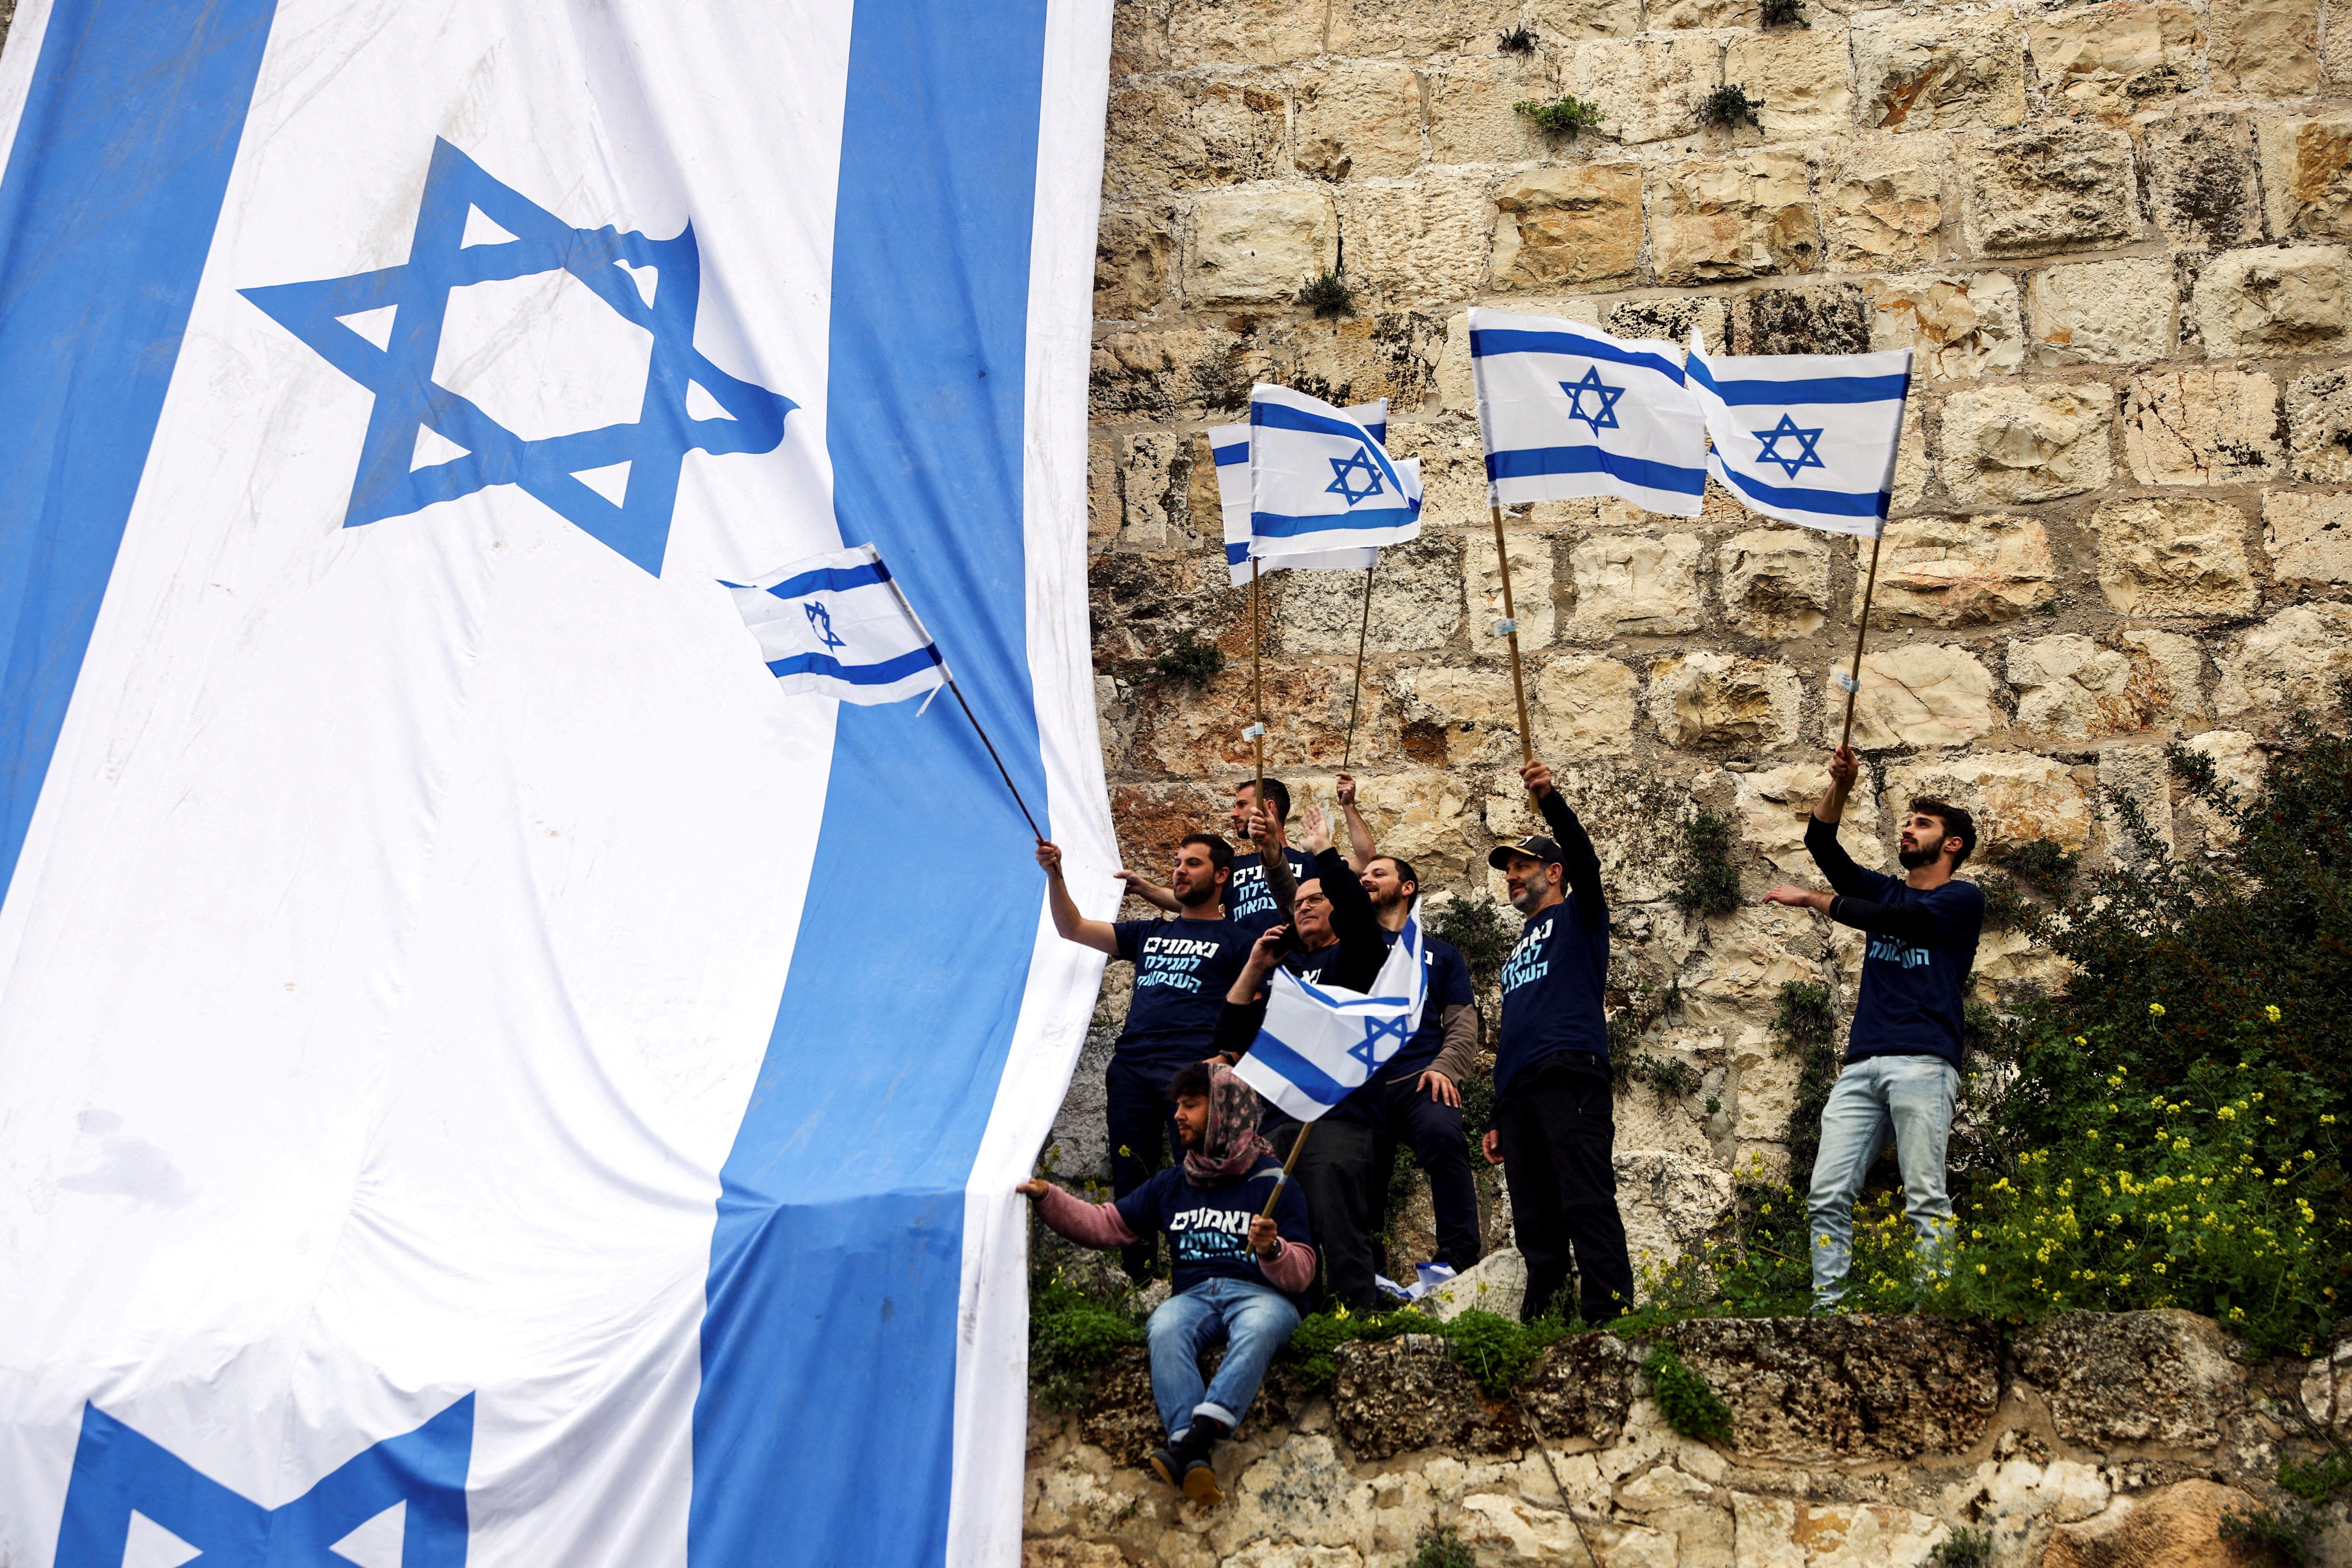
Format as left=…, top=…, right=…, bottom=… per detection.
left=2026, top=257, right=2175, bottom=367
left=2287, top=366, right=2352, bottom=481
left=1731, top=1024, right=1805, bottom=1142
left=1730, top=283, right=1873, bottom=355
left=2043, top=1479, right=2264, bottom=1568
left=2301, top=1324, right=2352, bottom=1438
left=1484, top=762, right=1692, bottom=905
left=1651, top=151, right=1821, bottom=285
left=1468, top=524, right=1554, bottom=650
left=1664, top=1316, right=2001, bottom=1459
left=1292, top=61, right=1424, bottom=182
left=1842, top=645, right=2007, bottom=750
left=1512, top=1332, right=1644, bottom=1445
left=1562, top=34, right=1717, bottom=146
left=2178, top=729, right=2263, bottom=850
left=1606, top=296, right=1729, bottom=352
left=1338, top=173, right=1497, bottom=309
left=1939, top=385, right=2111, bottom=506
left=2027, top=2, right=2198, bottom=114
left=1387, top=417, right=1491, bottom=527
left=2122, top=370, right=2281, bottom=488
left=1566, top=533, right=1704, bottom=637
left=1210, top=1432, right=1379, bottom=1555
left=2258, top=114, right=2352, bottom=239
left=1617, top=1150, right=1736, bottom=1272
left=1022, top=1538, right=1127, bottom=1568
left=1421, top=1247, right=1530, bottom=1323
left=1163, top=0, right=1327, bottom=67
left=1863, top=515, right=2056, bottom=627
left=1424, top=54, right=1552, bottom=167
left=1679, top=904, right=1830, bottom=1022
left=1883, top=751, right=2094, bottom=851
left=2099, top=741, right=2177, bottom=859
left=1869, top=272, right=2023, bottom=379
left=2193, top=244, right=2352, bottom=358
left=2015, top=1310, right=2252, bottom=1450
left=2008, top=634, right=2187, bottom=739
left=1526, top=0, right=1642, bottom=39
left=1853, top=12, right=2026, bottom=132
left=2216, top=602, right=2352, bottom=717
left=1108, top=0, right=1167, bottom=75
left=1647, top=652, right=1802, bottom=750
left=2123, top=628, right=2208, bottom=721
left=1822, top=142, right=1947, bottom=272
left=2265, top=489, right=2352, bottom=585
left=1095, top=430, right=1207, bottom=552
left=1649, top=0, right=1757, bottom=25
left=1722, top=26, right=1854, bottom=141
left=1185, top=189, right=1336, bottom=306
left=1250, top=312, right=1448, bottom=413
left=2209, top=0, right=2319, bottom=94
left=1279, top=533, right=1462, bottom=655
left=1893, top=394, right=1931, bottom=513
left=1720, top=528, right=1833, bottom=640
left=1488, top=163, right=1644, bottom=291
left=2092, top=497, right=2258, bottom=617
left=1387, top=666, right=1527, bottom=768
left=1091, top=328, right=1246, bottom=423
left=1327, top=0, right=1519, bottom=56
left=2143, top=113, right=2265, bottom=251
left=1737, top=764, right=1887, bottom=874
left=1532, top=654, right=1642, bottom=755
left=1957, top=125, right=2137, bottom=257
left=1732, top=1494, right=1950, bottom=1567
left=1336, top=770, right=1488, bottom=882
left=1091, top=550, right=1249, bottom=672
left=1104, top=76, right=1285, bottom=195
left=1332, top=1336, right=1528, bottom=1460
left=1095, top=208, right=1175, bottom=320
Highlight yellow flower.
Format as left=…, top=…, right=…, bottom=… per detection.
left=2149, top=1002, right=2166, bottom=1017
left=2265, top=1005, right=2282, bottom=1024
left=2075, top=1036, right=2088, bottom=1046
left=1976, top=1263, right=1987, bottom=1276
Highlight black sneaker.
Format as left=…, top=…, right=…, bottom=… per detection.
left=1145, top=1446, right=1180, bottom=1488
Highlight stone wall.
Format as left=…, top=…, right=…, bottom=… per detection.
left=1063, top=0, right=2352, bottom=1259
left=1025, top=1309, right=2352, bottom=1566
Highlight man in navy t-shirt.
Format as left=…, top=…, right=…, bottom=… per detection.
left=1483, top=757, right=1633, bottom=1325
left=1764, top=744, right=1984, bottom=1308
left=1040, top=830, right=1253, bottom=1279
left=1120, top=777, right=1314, bottom=938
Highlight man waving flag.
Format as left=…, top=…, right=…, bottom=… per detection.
left=1689, top=335, right=1913, bottom=537
left=1470, top=307, right=1706, bottom=518
left=1247, top=385, right=1423, bottom=560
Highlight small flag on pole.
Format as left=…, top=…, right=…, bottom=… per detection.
left=1688, top=336, right=1913, bottom=537
left=1233, top=902, right=1428, bottom=1122
left=1470, top=307, right=1707, bottom=519
left=1212, top=398, right=1388, bottom=586
left=723, top=543, right=947, bottom=705
left=1247, top=386, right=1424, bottom=562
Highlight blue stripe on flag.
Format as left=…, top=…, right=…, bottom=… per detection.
left=1713, top=460, right=1890, bottom=519
left=1486, top=444, right=1707, bottom=496
left=1252, top=505, right=1421, bottom=537
left=1226, top=541, right=1250, bottom=563
left=691, top=2, right=1052, bottom=1564
left=1244, top=1029, right=1357, bottom=1109
left=1687, top=356, right=1909, bottom=406
left=1249, top=400, right=1404, bottom=490
left=765, top=646, right=946, bottom=684
left=0, top=0, right=279, bottom=905
left=1468, top=327, right=1687, bottom=385
left=1214, top=442, right=1245, bottom=466
left=764, top=560, right=893, bottom=598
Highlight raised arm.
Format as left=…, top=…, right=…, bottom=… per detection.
left=1766, top=749, right=1893, bottom=908
left=1036, top=840, right=1119, bottom=955
left=1018, top=1178, right=1142, bottom=1248
left=1250, top=803, right=1298, bottom=919
left=1336, top=773, right=1377, bottom=870
left=1522, top=759, right=1606, bottom=930
left=1115, top=869, right=1180, bottom=914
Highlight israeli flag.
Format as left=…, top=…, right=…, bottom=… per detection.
left=726, top=543, right=947, bottom=706
left=1689, top=336, right=1913, bottom=537
left=0, top=4, right=1116, bottom=1568
left=1212, top=399, right=1387, bottom=586
left=1248, top=385, right=1425, bottom=559
left=1470, top=306, right=1707, bottom=518
left=1234, top=904, right=1429, bottom=1122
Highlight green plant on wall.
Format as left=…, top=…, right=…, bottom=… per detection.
left=1639, top=1344, right=1733, bottom=1441
left=1512, top=95, right=1604, bottom=138
left=1699, top=83, right=1763, bottom=128
left=1670, top=809, right=1742, bottom=918
left=1151, top=632, right=1225, bottom=687
left=1430, top=894, right=1515, bottom=987
left=1297, top=268, right=1354, bottom=317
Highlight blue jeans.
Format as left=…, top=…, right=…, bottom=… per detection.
left=1144, top=1276, right=1301, bottom=1441
left=1808, top=1053, right=1960, bottom=1307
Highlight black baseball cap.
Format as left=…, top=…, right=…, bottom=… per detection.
left=1488, top=835, right=1564, bottom=871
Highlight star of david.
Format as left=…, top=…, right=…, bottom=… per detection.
left=1325, top=445, right=1387, bottom=506
left=1752, top=413, right=1829, bottom=481
left=1557, top=367, right=1626, bottom=434
left=240, top=139, right=795, bottom=576
left=1348, top=1011, right=1414, bottom=1071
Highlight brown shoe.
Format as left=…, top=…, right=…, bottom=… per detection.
left=1181, top=1459, right=1224, bottom=1506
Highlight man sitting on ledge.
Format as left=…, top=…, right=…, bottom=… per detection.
left=1019, top=1060, right=1313, bottom=1506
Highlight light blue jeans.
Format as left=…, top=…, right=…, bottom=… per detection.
left=1145, top=1276, right=1302, bottom=1442
left=1807, top=1053, right=1960, bottom=1308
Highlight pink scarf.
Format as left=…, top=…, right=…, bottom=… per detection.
left=1182, top=1061, right=1275, bottom=1186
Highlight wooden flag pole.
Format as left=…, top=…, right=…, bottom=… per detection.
left=1249, top=556, right=1268, bottom=807
left=1836, top=526, right=1887, bottom=753
left=1341, top=559, right=1377, bottom=771
left=1489, top=505, right=1535, bottom=772
left=1259, top=1118, right=1316, bottom=1219
left=944, top=675, right=1046, bottom=842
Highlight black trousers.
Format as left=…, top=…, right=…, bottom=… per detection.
left=1268, top=1115, right=1382, bottom=1312
left=1363, top=1072, right=1482, bottom=1274
left=1496, top=1059, right=1634, bottom=1325
left=1104, top=1054, right=1183, bottom=1280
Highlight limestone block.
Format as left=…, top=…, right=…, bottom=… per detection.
left=1437, top=312, right=1475, bottom=414
left=1103, top=77, right=1286, bottom=195
left=1468, top=525, right=1555, bottom=649
left=2099, top=742, right=2177, bottom=859
left=2257, top=115, right=2352, bottom=240
left=1220, top=1547, right=1365, bottom=1568
left=1566, top=533, right=1704, bottom=637
left=1421, top=1247, right=1529, bottom=1322
left=1282, top=532, right=1463, bottom=654
left=1488, top=163, right=1644, bottom=292
left=1668, top=1316, right=2001, bottom=1460
left=1388, top=667, right=1526, bottom=767
left=1606, top=297, right=1730, bottom=351
left=1425, top=55, right=1552, bottom=167
left=1938, top=385, right=2111, bottom=507
left=1338, top=174, right=1497, bottom=309
left=1883, top=751, right=2093, bottom=851
left=2122, top=628, right=2207, bottom=722
left=1735, top=764, right=1887, bottom=873
left=1957, top=125, right=2138, bottom=258
left=2122, top=371, right=2281, bottom=488
left=1853, top=11, right=2026, bottom=132
left=2144, top=113, right=2264, bottom=251
left=1861, top=515, right=2056, bottom=628
left=1163, top=0, right=1327, bottom=67
left=1893, top=395, right=1931, bottom=514
left=2025, top=257, right=2174, bottom=367
left=1563, top=34, right=1720, bottom=147
left=2179, top=729, right=2262, bottom=851
left=1338, top=770, right=1488, bottom=883
left=2015, top=1310, right=2252, bottom=1450
left=1292, top=62, right=1424, bottom=183
left=1389, top=420, right=1491, bottom=527
left=1869, top=272, right=2022, bottom=380
left=1249, top=312, right=1447, bottom=414
left=2043, top=1480, right=2264, bottom=1568
left=1327, top=0, right=1520, bottom=56
left=1841, top=644, right=2007, bottom=750
left=2287, top=366, right=2352, bottom=481
left=1730, top=283, right=1873, bottom=355
left=1211, top=1433, right=1381, bottom=1552
left=2008, top=634, right=2177, bottom=740
left=1822, top=142, right=1947, bottom=272
left=1532, top=654, right=1642, bottom=754
left=1649, top=0, right=1757, bottom=25
left=2300, top=1325, right=2352, bottom=1437
left=1722, top=26, right=1854, bottom=142
left=1483, top=763, right=1693, bottom=905
left=2193, top=245, right=2352, bottom=358
left=1650, top=151, right=1822, bottom=286
left=2092, top=497, right=2258, bottom=617
left=1185, top=189, right=1336, bottom=306
left=2216, top=602, right=2352, bottom=718
left=2209, top=0, right=2319, bottom=94
left=1731, top=1027, right=1804, bottom=1142
left=2265, top=489, right=2352, bottom=585
left=1647, top=652, right=1802, bottom=750
left=1090, top=328, right=1244, bottom=423
left=1108, top=0, right=1167, bottom=75
left=1679, top=904, right=1827, bottom=1024
left=2028, top=3, right=2198, bottom=114
left=1617, top=1150, right=1736, bottom=1272
left=1098, top=429, right=1207, bottom=552
left=1731, top=1495, right=1952, bottom=1566
left=1525, top=0, right=1642, bottom=40
left=1095, top=208, right=1175, bottom=320
left=1720, top=527, right=1833, bottom=640
left=1023, top=1538, right=1128, bottom=1568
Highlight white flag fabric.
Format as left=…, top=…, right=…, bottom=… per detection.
left=1689, top=336, right=1914, bottom=537
left=1212, top=399, right=1385, bottom=586
left=1247, top=385, right=1424, bottom=560
left=1470, top=306, right=1707, bottom=518
left=725, top=543, right=947, bottom=706
left=0, top=4, right=1116, bottom=1567
left=1234, top=903, right=1428, bottom=1123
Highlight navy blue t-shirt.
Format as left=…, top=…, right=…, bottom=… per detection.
left=1381, top=930, right=1475, bottom=1079
left=1114, top=1154, right=1314, bottom=1308
left=1494, top=895, right=1610, bottom=1097
left=1226, top=846, right=1315, bottom=937
left=1840, top=875, right=1984, bottom=1069
left=1113, top=916, right=1254, bottom=1072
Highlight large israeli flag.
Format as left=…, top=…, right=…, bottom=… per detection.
left=1234, top=904, right=1428, bottom=1123
left=1247, top=385, right=1424, bottom=558
left=1212, top=399, right=1386, bottom=586
left=0, top=4, right=1115, bottom=1567
left=1470, top=307, right=1707, bottom=518
left=1689, top=336, right=1913, bottom=537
